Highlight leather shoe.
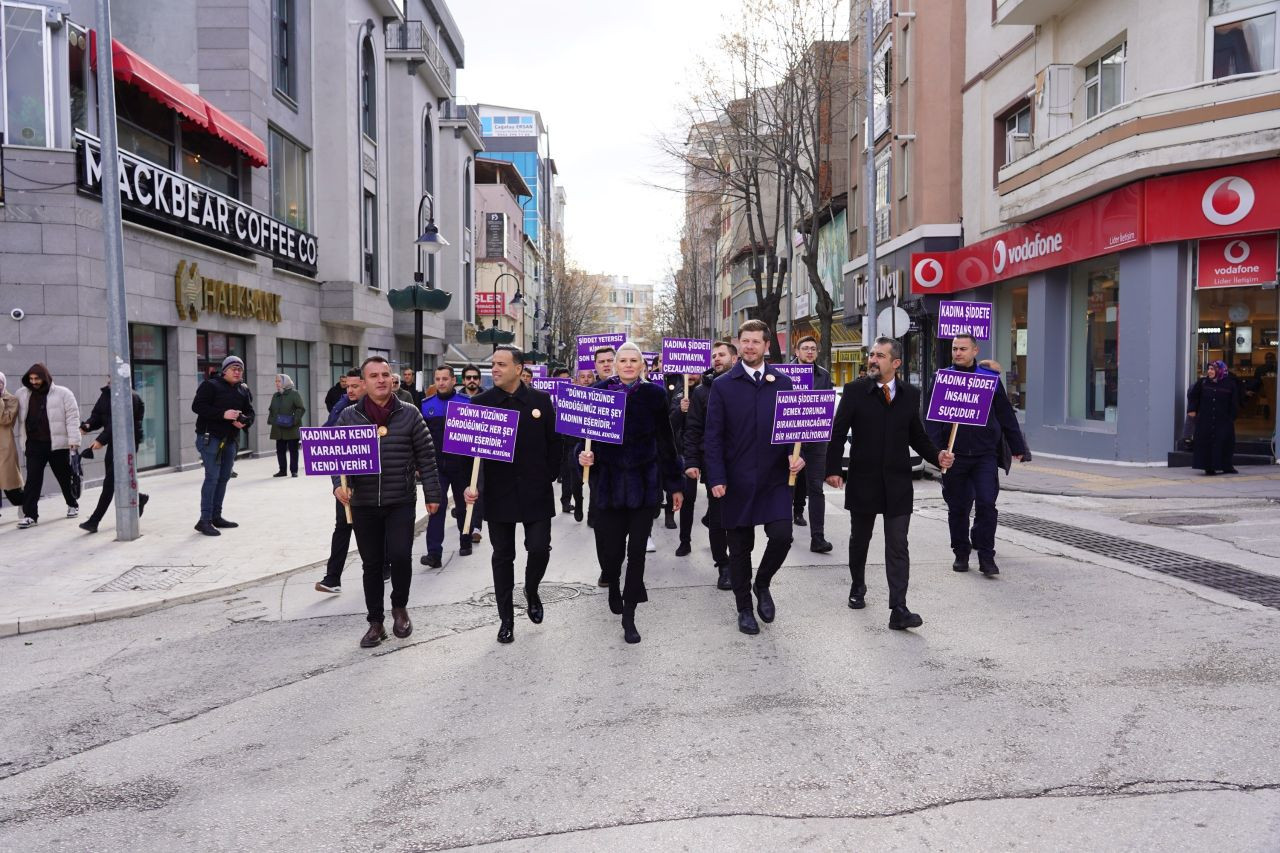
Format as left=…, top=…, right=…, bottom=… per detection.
left=525, top=590, right=544, bottom=624
left=953, top=555, right=970, bottom=572
left=497, top=621, right=514, bottom=644
left=139, top=494, right=149, bottom=517
left=360, top=622, right=388, bottom=648
left=561, top=504, right=572, bottom=514
left=574, top=505, right=583, bottom=522
left=420, top=554, right=442, bottom=568
left=273, top=471, right=287, bottom=478
left=716, top=566, right=732, bottom=590
left=194, top=519, right=221, bottom=536
left=211, top=517, right=238, bottom=528
left=889, top=606, right=923, bottom=630
left=459, top=542, right=472, bottom=557
left=675, top=541, right=691, bottom=556
left=737, top=610, right=760, bottom=635
left=597, top=571, right=610, bottom=588
left=664, top=511, right=677, bottom=530
left=622, top=610, right=641, bottom=644
left=848, top=583, right=866, bottom=609
left=753, top=584, right=775, bottom=623
left=391, top=607, right=413, bottom=638
left=79, top=520, right=99, bottom=534
left=810, top=537, right=833, bottom=554
left=793, top=512, right=807, bottom=527
left=607, top=582, right=624, bottom=615
left=979, top=557, right=1000, bottom=576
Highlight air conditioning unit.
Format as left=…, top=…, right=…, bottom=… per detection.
left=1034, top=64, right=1074, bottom=143
left=1009, top=132, right=1034, bottom=161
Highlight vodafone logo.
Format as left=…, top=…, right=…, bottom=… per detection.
left=1202, top=176, right=1255, bottom=226
left=991, top=231, right=1063, bottom=276
left=1223, top=239, right=1250, bottom=264
left=913, top=258, right=943, bottom=288
left=992, top=241, right=1008, bottom=275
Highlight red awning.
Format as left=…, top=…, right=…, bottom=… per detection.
left=90, top=32, right=267, bottom=167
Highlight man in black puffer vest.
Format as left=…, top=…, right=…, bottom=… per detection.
left=334, top=356, right=442, bottom=648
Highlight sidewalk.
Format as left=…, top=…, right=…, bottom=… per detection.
left=993, top=455, right=1280, bottom=499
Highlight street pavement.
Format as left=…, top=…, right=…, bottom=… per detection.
left=1, top=458, right=1279, bottom=849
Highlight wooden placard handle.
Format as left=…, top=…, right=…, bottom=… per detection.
left=941, top=423, right=958, bottom=477
left=462, top=456, right=481, bottom=534
left=788, top=441, right=802, bottom=486
left=582, top=438, right=592, bottom=485
left=340, top=474, right=353, bottom=523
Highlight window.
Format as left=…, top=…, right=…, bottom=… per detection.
left=277, top=339, right=311, bottom=426
left=872, top=37, right=893, bottom=139
left=2, top=3, right=51, bottom=147
left=269, top=128, right=309, bottom=229
left=360, top=37, right=376, bottom=141
left=899, top=24, right=911, bottom=83
left=196, top=332, right=248, bottom=384
left=129, top=324, right=169, bottom=469
left=874, top=150, right=891, bottom=240
left=1084, top=42, right=1126, bottom=119
left=182, top=131, right=240, bottom=198
left=272, top=0, right=296, bottom=100
left=625, top=291, right=634, bottom=304
left=995, top=285, right=1029, bottom=414
left=330, top=344, right=356, bottom=386
left=116, top=84, right=175, bottom=167
left=1068, top=264, right=1120, bottom=422
left=1004, top=104, right=1032, bottom=165
left=898, top=142, right=910, bottom=199
left=422, top=107, right=434, bottom=196
left=362, top=191, right=378, bottom=287
left=68, top=23, right=89, bottom=133
left=1208, top=2, right=1279, bottom=79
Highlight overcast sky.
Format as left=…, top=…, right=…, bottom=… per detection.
left=451, top=0, right=741, bottom=285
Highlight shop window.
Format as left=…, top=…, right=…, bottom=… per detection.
left=197, top=331, right=248, bottom=383
left=996, top=284, right=1029, bottom=414
left=116, top=84, right=175, bottom=168
left=1193, top=284, right=1278, bottom=442
left=2, top=3, right=51, bottom=147
left=68, top=23, right=89, bottom=133
left=269, top=127, right=309, bottom=229
left=330, top=343, right=355, bottom=386
left=272, top=0, right=296, bottom=101
left=360, top=36, right=376, bottom=141
left=1083, top=42, right=1126, bottom=120
left=1068, top=265, right=1119, bottom=422
left=276, top=338, right=311, bottom=427
left=181, top=131, right=240, bottom=199
left=129, top=323, right=169, bottom=470
left=1208, top=2, right=1278, bottom=79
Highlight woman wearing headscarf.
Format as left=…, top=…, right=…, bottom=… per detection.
left=578, top=341, right=684, bottom=644
left=1187, top=360, right=1239, bottom=475
left=268, top=374, right=306, bottom=477
left=0, top=372, right=26, bottom=516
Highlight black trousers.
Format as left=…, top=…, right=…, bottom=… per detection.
left=793, top=445, right=827, bottom=538
left=325, top=498, right=353, bottom=582
left=350, top=502, right=415, bottom=623
left=703, top=485, right=728, bottom=568
left=87, top=444, right=149, bottom=526
left=2, top=488, right=26, bottom=511
left=848, top=512, right=912, bottom=610
left=489, top=518, right=552, bottom=624
left=22, top=441, right=77, bottom=521
left=725, top=519, right=793, bottom=613
left=676, top=475, right=698, bottom=544
left=275, top=439, right=300, bottom=474
left=594, top=506, right=655, bottom=608
left=942, top=454, right=999, bottom=559
left=559, top=457, right=582, bottom=510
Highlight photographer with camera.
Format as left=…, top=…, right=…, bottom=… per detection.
left=190, top=355, right=255, bottom=536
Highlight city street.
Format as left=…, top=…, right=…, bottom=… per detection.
left=2, top=463, right=1278, bottom=850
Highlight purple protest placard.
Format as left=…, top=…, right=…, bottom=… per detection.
left=528, top=364, right=547, bottom=378
left=938, top=301, right=992, bottom=340
left=772, top=364, right=814, bottom=390
left=662, top=338, right=712, bottom=375
left=531, top=377, right=567, bottom=395
left=300, top=425, right=381, bottom=476
left=926, top=368, right=999, bottom=426
left=648, top=371, right=665, bottom=384
left=643, top=352, right=659, bottom=368
left=771, top=390, right=837, bottom=444
left=576, top=333, right=627, bottom=371
left=554, top=383, right=627, bottom=444
left=442, top=399, right=519, bottom=462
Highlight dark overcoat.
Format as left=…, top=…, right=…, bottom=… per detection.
left=825, top=377, right=941, bottom=517
left=585, top=380, right=684, bottom=510
left=469, top=382, right=560, bottom=523
left=1188, top=376, right=1238, bottom=471
left=703, top=362, right=795, bottom=528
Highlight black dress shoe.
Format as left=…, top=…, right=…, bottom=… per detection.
left=382, top=567, right=392, bottom=582
left=360, top=622, right=388, bottom=648
left=889, top=606, right=923, bottom=630
left=211, top=517, right=238, bottom=528
left=1223, top=467, right=1239, bottom=474
left=525, top=591, right=544, bottom=624
left=574, top=505, right=583, bottom=522
left=810, top=537, right=833, bottom=554
left=607, top=582, right=624, bottom=615
left=458, top=542, right=472, bottom=557
left=273, top=471, right=287, bottom=478
left=664, top=511, right=677, bottom=530
left=391, top=607, right=413, bottom=638
left=139, top=494, right=150, bottom=517
left=561, top=504, right=572, bottom=514
left=78, top=520, right=99, bottom=534
left=979, top=557, right=1000, bottom=576
left=793, top=513, right=807, bottom=527
left=675, top=541, right=691, bottom=556
left=497, top=621, right=514, bottom=644
left=194, top=519, right=221, bottom=536
left=754, top=584, right=775, bottom=623
left=848, top=583, right=866, bottom=609
left=952, top=555, right=970, bottom=572
left=420, top=554, right=442, bottom=568
left=597, top=571, right=610, bottom=588
left=738, top=610, right=760, bottom=635
left=622, top=609, right=641, bottom=644
left=716, top=566, right=733, bottom=590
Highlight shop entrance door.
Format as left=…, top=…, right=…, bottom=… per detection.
left=1193, top=285, right=1278, bottom=444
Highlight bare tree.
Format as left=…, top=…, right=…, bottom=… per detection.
left=543, top=231, right=607, bottom=367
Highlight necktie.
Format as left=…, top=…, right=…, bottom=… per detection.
left=882, top=384, right=891, bottom=405
left=753, top=370, right=761, bottom=384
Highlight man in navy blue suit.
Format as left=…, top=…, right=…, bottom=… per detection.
left=704, top=320, right=805, bottom=635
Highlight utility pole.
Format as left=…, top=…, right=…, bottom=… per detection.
left=864, top=0, right=879, bottom=351
left=95, top=0, right=140, bottom=541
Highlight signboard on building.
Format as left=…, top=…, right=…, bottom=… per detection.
left=484, top=114, right=538, bottom=137
left=475, top=292, right=505, bottom=316
left=1197, top=234, right=1279, bottom=289
left=174, top=260, right=282, bottom=324
left=1146, top=159, right=1280, bottom=243
left=484, top=212, right=507, bottom=259
left=75, top=132, right=318, bottom=275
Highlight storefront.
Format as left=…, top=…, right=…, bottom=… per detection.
left=911, top=159, right=1280, bottom=464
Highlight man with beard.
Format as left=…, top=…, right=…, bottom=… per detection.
left=14, top=364, right=81, bottom=528
left=190, top=356, right=254, bottom=536
left=420, top=365, right=474, bottom=567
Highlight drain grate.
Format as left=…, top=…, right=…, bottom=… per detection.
left=1000, top=513, right=1280, bottom=609
left=94, top=564, right=206, bottom=593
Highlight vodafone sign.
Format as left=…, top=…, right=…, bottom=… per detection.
left=1197, top=233, right=1278, bottom=289
left=1147, top=159, right=1280, bottom=241
left=912, top=256, right=945, bottom=289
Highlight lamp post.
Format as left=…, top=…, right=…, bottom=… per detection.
left=482, top=271, right=521, bottom=352
left=412, top=194, right=449, bottom=386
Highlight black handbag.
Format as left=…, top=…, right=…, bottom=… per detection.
left=70, top=452, right=83, bottom=499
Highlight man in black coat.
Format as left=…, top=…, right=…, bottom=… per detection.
left=926, top=334, right=1027, bottom=576
left=678, top=341, right=738, bottom=588
left=668, top=371, right=703, bottom=557
left=78, top=384, right=149, bottom=533
left=464, top=345, right=562, bottom=644
left=190, top=355, right=255, bottom=536
left=790, top=335, right=835, bottom=553
left=825, top=337, right=953, bottom=630
left=419, top=365, right=473, bottom=568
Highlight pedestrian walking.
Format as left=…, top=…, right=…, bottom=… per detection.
left=314, top=371, right=366, bottom=594
left=324, top=375, right=348, bottom=411
left=400, top=367, right=425, bottom=407
left=419, top=365, right=473, bottom=568
left=789, top=335, right=835, bottom=554
left=579, top=342, right=684, bottom=644
left=464, top=346, right=561, bottom=645
left=334, top=356, right=442, bottom=648
left=926, top=335, right=1027, bottom=575
left=324, top=369, right=363, bottom=427
left=826, top=337, right=953, bottom=630
left=704, top=321, right=806, bottom=635
left=391, top=374, right=416, bottom=406
left=190, top=355, right=254, bottom=536
left=14, top=363, right=80, bottom=528
left=0, top=372, right=26, bottom=517
left=682, top=342, right=738, bottom=588
left=668, top=372, right=703, bottom=556
left=268, top=374, right=306, bottom=478
left=77, top=383, right=150, bottom=533
left=557, top=368, right=586, bottom=520
left=1188, top=360, right=1240, bottom=476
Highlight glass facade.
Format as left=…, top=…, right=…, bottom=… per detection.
left=1194, top=285, right=1278, bottom=441
left=479, top=150, right=541, bottom=243
left=276, top=338, right=311, bottom=427
left=994, top=283, right=1029, bottom=413
left=3, top=4, right=50, bottom=147
left=330, top=344, right=355, bottom=386
left=129, top=323, right=169, bottom=470
left=1068, top=263, right=1120, bottom=422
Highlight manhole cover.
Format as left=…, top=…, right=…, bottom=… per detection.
left=1138, top=513, right=1236, bottom=527
left=469, top=582, right=593, bottom=608
left=94, top=564, right=206, bottom=593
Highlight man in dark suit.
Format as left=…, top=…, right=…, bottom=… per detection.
left=679, top=341, right=737, bottom=588
left=927, top=334, right=1027, bottom=576
left=464, top=346, right=562, bottom=644
left=790, top=335, right=835, bottom=553
left=825, top=337, right=954, bottom=630
left=705, top=320, right=806, bottom=635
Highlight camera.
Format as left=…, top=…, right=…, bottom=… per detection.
left=9, top=308, right=25, bottom=321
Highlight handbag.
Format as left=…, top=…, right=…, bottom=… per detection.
left=274, top=413, right=297, bottom=428
left=70, top=452, right=83, bottom=500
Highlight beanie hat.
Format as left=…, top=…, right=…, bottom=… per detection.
left=221, top=355, right=245, bottom=372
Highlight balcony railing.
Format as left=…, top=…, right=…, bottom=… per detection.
left=440, top=101, right=482, bottom=141
left=385, top=20, right=453, bottom=96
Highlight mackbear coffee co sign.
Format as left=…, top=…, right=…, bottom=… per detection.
left=175, top=260, right=282, bottom=324
left=76, top=131, right=318, bottom=275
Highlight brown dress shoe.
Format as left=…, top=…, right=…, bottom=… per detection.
left=360, top=622, right=388, bottom=648
left=391, top=607, right=413, bottom=639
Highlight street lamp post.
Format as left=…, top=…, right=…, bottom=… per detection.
left=412, top=194, right=449, bottom=386
left=482, top=271, right=522, bottom=352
